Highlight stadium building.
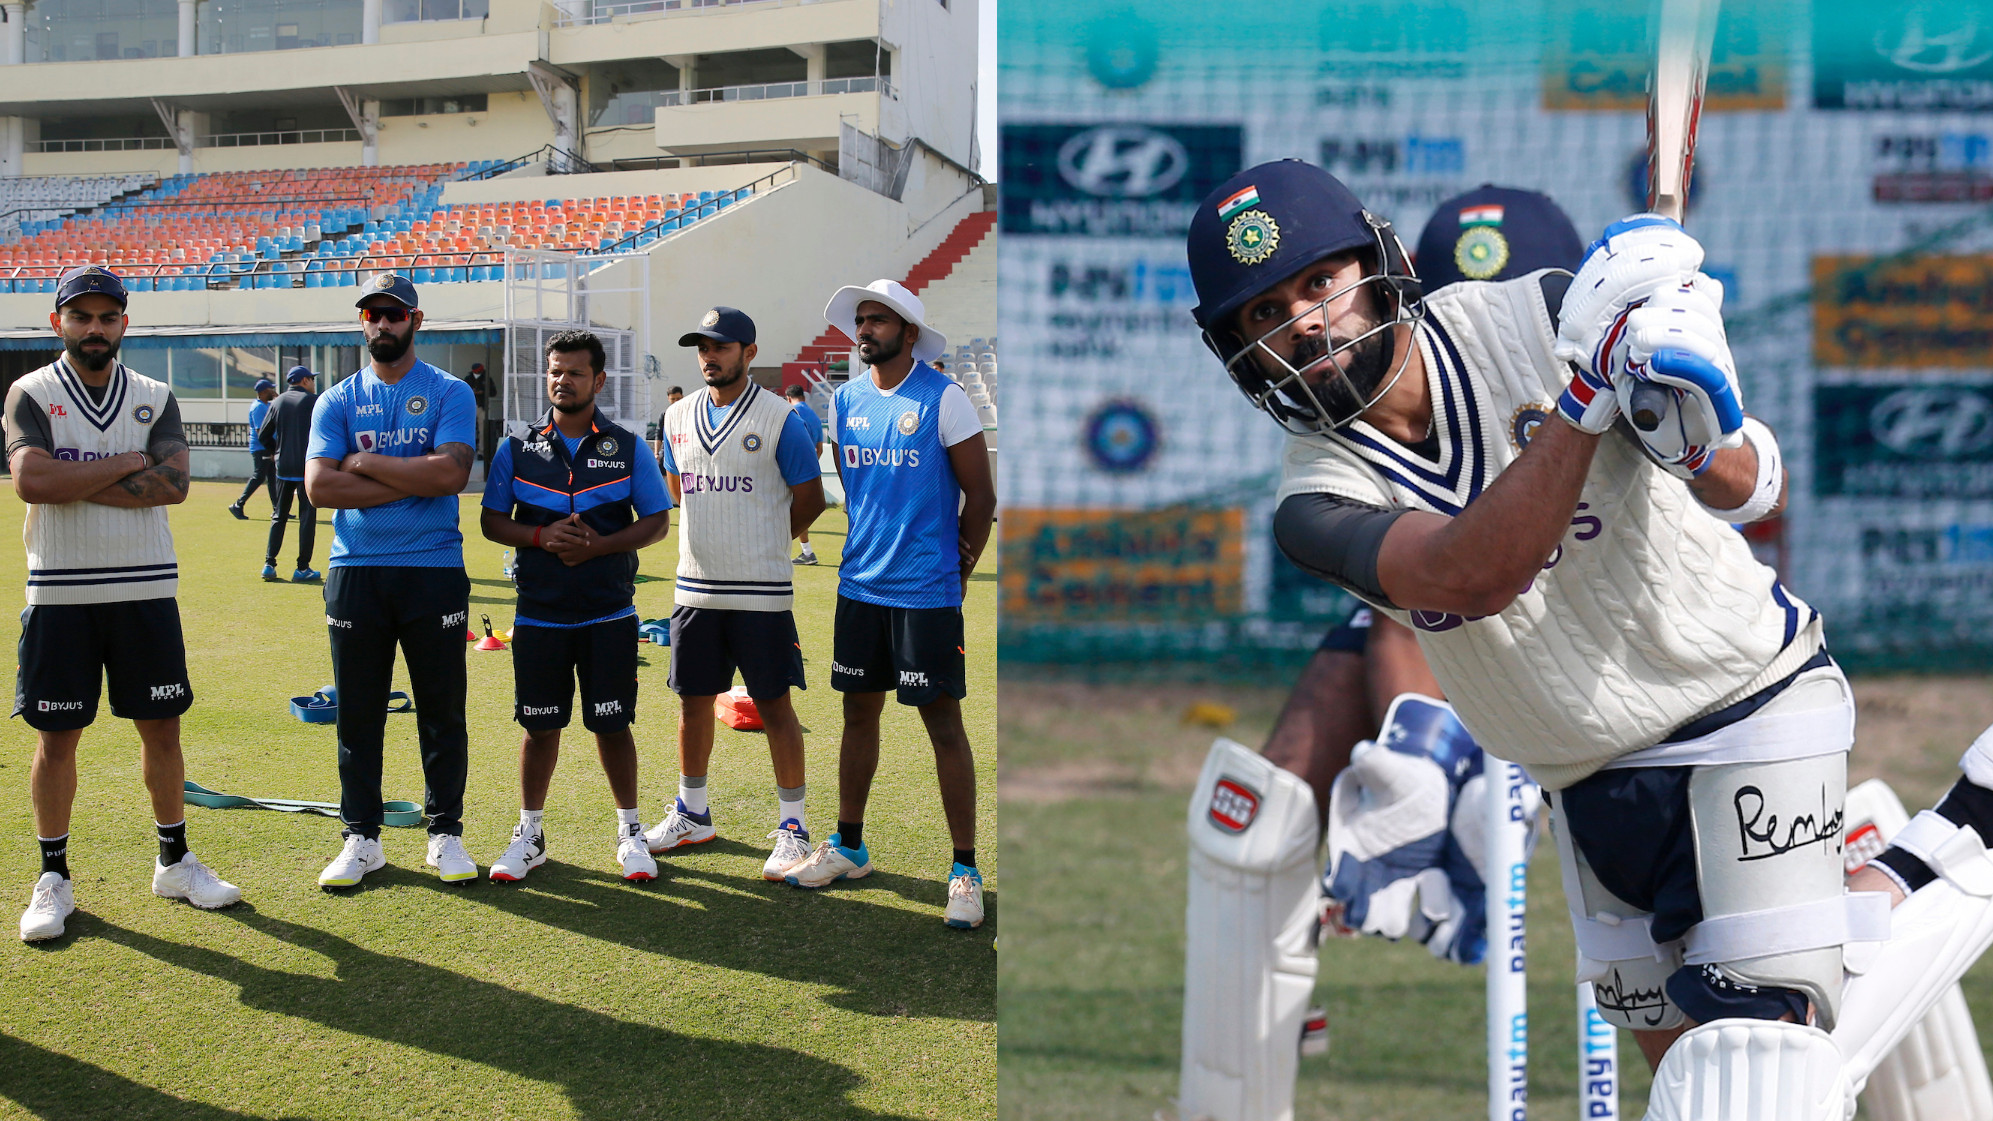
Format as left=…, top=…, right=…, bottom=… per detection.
left=0, top=0, right=996, bottom=477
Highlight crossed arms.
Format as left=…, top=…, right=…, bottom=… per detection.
left=9, top=442, right=190, bottom=508
left=305, top=443, right=474, bottom=509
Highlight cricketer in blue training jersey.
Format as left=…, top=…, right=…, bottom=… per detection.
left=782, top=278, right=995, bottom=932
left=229, top=378, right=278, bottom=519
left=783, top=383, right=827, bottom=563
left=304, top=272, right=480, bottom=890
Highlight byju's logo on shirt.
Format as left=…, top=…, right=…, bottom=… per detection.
left=681, top=473, right=755, bottom=495
left=355, top=427, right=432, bottom=452
left=843, top=446, right=923, bottom=469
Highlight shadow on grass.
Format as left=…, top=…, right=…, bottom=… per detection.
left=0, top=1032, right=301, bottom=1121
left=465, top=841, right=996, bottom=1021
left=91, top=909, right=925, bottom=1121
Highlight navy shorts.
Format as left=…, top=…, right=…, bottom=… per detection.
left=830, top=594, right=966, bottom=707
left=1557, top=766, right=1810, bottom=1025
left=667, top=606, right=805, bottom=700
left=14, top=599, right=192, bottom=731
left=1316, top=603, right=1374, bottom=655
left=512, top=614, right=639, bottom=733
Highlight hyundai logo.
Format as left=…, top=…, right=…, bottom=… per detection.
left=1876, top=8, right=1993, bottom=74
left=1056, top=126, right=1190, bottom=198
left=1871, top=387, right=1993, bottom=457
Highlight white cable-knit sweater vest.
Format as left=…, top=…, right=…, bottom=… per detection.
left=664, top=382, right=796, bottom=611
left=18, top=360, right=178, bottom=605
left=1276, top=273, right=1823, bottom=790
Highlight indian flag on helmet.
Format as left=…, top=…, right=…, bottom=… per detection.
left=1459, top=204, right=1504, bottom=227
left=1216, top=185, right=1260, bottom=222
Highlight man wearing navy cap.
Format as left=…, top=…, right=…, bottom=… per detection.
left=228, top=377, right=279, bottom=521
left=257, top=365, right=319, bottom=582
left=647, top=306, right=826, bottom=885
left=1171, top=160, right=1860, bottom=1119
left=1262, top=184, right=1587, bottom=832
left=6, top=265, right=241, bottom=942
left=306, top=272, right=479, bottom=889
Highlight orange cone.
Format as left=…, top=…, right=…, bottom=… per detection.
left=475, top=614, right=507, bottom=651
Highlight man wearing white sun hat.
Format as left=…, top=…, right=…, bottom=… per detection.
left=782, top=279, right=996, bottom=932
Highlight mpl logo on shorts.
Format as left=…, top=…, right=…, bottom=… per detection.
left=441, top=610, right=467, bottom=628
left=593, top=699, right=623, bottom=716
left=898, top=670, right=929, bottom=688
left=1208, top=776, right=1261, bottom=833
left=149, top=683, right=186, bottom=701
left=36, top=700, right=85, bottom=712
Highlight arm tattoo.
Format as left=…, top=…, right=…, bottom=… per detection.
left=116, top=440, right=191, bottom=502
left=440, top=442, right=474, bottom=470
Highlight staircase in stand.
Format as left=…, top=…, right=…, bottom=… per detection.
left=782, top=209, right=996, bottom=390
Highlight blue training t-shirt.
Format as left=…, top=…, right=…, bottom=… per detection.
left=247, top=398, right=270, bottom=452
left=791, top=401, right=825, bottom=447
left=832, top=362, right=966, bottom=609
left=307, top=360, right=477, bottom=568
left=659, top=397, right=820, bottom=486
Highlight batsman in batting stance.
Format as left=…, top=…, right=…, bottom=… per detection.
left=1174, top=158, right=1993, bottom=1121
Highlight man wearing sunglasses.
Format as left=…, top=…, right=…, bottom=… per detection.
left=305, top=273, right=479, bottom=890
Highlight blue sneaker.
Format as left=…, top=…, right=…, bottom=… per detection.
left=292, top=567, right=321, bottom=582
left=260, top=564, right=278, bottom=581
left=785, top=832, right=872, bottom=888
left=945, top=863, right=984, bottom=928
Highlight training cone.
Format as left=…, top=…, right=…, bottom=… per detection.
left=715, top=686, right=763, bottom=731
left=475, top=614, right=507, bottom=651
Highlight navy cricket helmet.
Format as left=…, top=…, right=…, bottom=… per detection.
left=1415, top=184, right=1582, bottom=290
left=1187, top=160, right=1424, bottom=436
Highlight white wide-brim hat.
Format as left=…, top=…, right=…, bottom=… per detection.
left=823, top=278, right=947, bottom=364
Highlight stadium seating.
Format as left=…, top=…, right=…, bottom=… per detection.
left=0, top=173, right=156, bottom=235
left=0, top=160, right=755, bottom=292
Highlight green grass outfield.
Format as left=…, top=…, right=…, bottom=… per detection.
left=999, top=679, right=1993, bottom=1121
left=0, top=481, right=995, bottom=1121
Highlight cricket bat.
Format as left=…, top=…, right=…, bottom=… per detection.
left=1628, top=0, right=1719, bottom=433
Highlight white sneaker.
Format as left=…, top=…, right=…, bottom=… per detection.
left=318, top=834, right=386, bottom=889
left=152, top=852, right=242, bottom=909
left=945, top=865, right=985, bottom=929
left=762, top=820, right=812, bottom=882
left=784, top=834, right=872, bottom=889
left=489, top=827, right=547, bottom=882
left=617, top=830, right=658, bottom=882
left=426, top=834, right=478, bottom=883
left=19, top=872, right=74, bottom=942
left=644, top=798, right=717, bottom=854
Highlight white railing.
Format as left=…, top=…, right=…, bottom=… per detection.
left=31, top=137, right=178, bottom=153
left=198, top=128, right=362, bottom=148
left=550, top=0, right=775, bottom=27
left=655, top=76, right=894, bottom=106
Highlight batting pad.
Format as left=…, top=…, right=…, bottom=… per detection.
left=1836, top=813, right=1993, bottom=1108
left=1179, top=738, right=1321, bottom=1121
left=1844, top=779, right=1993, bottom=1121
left=1643, top=1019, right=1851, bottom=1121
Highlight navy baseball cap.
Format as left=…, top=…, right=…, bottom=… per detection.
left=1189, top=160, right=1409, bottom=334
left=678, top=306, right=755, bottom=347
left=55, top=265, right=128, bottom=311
left=356, top=272, right=418, bottom=308
left=285, top=366, right=312, bottom=385
left=253, top=378, right=277, bottom=392
left=1415, top=185, right=1583, bottom=291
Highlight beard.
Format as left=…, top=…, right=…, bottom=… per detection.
left=858, top=332, right=904, bottom=366
left=1279, top=318, right=1395, bottom=426
left=702, top=359, right=745, bottom=388
left=367, top=330, right=412, bottom=364
left=552, top=391, right=594, bottom=415
left=64, top=334, right=119, bottom=372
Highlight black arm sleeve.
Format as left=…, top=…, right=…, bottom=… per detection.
left=5, top=380, right=53, bottom=457
left=1272, top=491, right=1410, bottom=608
left=147, top=394, right=185, bottom=457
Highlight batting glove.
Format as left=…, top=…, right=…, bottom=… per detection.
left=1553, top=214, right=1705, bottom=433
